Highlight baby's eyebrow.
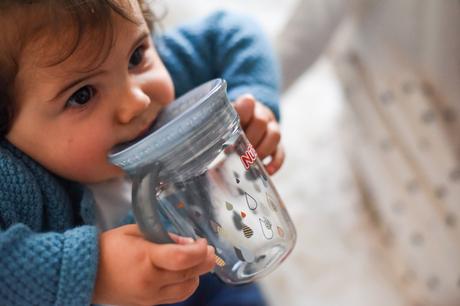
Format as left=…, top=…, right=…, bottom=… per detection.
left=127, top=31, right=149, bottom=58
left=49, top=30, right=150, bottom=102
left=50, top=70, right=107, bottom=102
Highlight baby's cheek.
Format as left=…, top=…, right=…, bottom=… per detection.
left=61, top=135, right=118, bottom=182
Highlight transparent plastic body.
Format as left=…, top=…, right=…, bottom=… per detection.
left=111, top=79, right=296, bottom=284
left=132, top=125, right=296, bottom=284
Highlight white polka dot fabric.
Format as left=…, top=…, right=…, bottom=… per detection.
left=332, top=1, right=460, bottom=303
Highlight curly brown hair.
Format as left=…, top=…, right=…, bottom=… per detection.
left=0, top=0, right=156, bottom=136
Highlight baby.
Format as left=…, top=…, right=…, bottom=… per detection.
left=0, top=0, right=283, bottom=305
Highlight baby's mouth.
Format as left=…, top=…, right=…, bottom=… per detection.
left=133, top=117, right=158, bottom=142
left=136, top=123, right=153, bottom=140
left=113, top=117, right=158, bottom=152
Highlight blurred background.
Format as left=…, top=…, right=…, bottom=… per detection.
left=160, top=1, right=460, bottom=305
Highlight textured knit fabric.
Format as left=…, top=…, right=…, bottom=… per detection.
left=0, top=140, right=99, bottom=306
left=0, top=11, right=279, bottom=306
left=157, top=10, right=281, bottom=120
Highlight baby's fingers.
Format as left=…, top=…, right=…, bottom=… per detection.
left=168, top=233, right=195, bottom=245
left=233, top=94, right=256, bottom=128
left=254, top=120, right=281, bottom=160
left=265, top=144, right=285, bottom=175
left=150, top=238, right=211, bottom=271
left=157, top=277, right=201, bottom=304
left=162, top=245, right=216, bottom=285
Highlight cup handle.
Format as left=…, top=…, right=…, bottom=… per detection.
left=132, top=162, right=174, bottom=244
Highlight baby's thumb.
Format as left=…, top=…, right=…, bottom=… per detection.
left=169, top=232, right=195, bottom=245
left=233, top=94, right=255, bottom=126
left=117, top=224, right=143, bottom=237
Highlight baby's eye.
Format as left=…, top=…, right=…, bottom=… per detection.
left=66, top=85, right=95, bottom=108
left=128, top=46, right=145, bottom=69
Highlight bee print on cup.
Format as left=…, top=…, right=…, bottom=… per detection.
left=215, top=255, right=226, bottom=267
left=242, top=223, right=254, bottom=238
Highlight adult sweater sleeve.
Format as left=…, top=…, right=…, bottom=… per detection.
left=157, top=10, right=281, bottom=120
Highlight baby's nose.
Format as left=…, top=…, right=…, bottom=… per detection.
left=116, top=86, right=151, bottom=124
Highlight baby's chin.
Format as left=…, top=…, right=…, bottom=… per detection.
left=73, top=165, right=126, bottom=184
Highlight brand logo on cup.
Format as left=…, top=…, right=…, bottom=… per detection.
left=240, top=144, right=257, bottom=170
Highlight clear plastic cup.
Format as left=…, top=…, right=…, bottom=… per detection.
left=109, top=79, right=296, bottom=284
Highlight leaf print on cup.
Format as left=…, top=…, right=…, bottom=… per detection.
left=210, top=220, right=223, bottom=234
left=277, top=226, right=285, bottom=238
left=266, top=193, right=278, bottom=212
left=193, top=209, right=202, bottom=218
left=226, top=201, right=234, bottom=211
left=260, top=172, right=268, bottom=188
left=233, top=211, right=243, bottom=230
left=245, top=192, right=257, bottom=210
left=234, top=246, right=255, bottom=263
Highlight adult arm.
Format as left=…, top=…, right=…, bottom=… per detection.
left=276, top=0, right=346, bottom=91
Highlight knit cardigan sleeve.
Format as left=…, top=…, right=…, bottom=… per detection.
left=156, top=10, right=281, bottom=120
left=0, top=225, right=99, bottom=306
left=0, top=146, right=99, bottom=306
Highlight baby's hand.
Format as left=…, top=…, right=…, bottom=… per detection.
left=233, top=94, right=285, bottom=175
left=92, top=224, right=215, bottom=306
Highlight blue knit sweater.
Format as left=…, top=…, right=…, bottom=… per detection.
left=0, top=11, right=280, bottom=306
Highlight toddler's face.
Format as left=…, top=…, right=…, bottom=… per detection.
left=6, top=1, right=174, bottom=183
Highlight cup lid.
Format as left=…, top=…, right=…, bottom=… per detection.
left=108, top=79, right=238, bottom=176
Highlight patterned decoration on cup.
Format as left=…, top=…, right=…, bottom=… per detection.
left=266, top=193, right=278, bottom=212
left=242, top=223, right=254, bottom=238
left=232, top=211, right=243, bottom=230
left=277, top=226, right=285, bottom=238
left=245, top=192, right=257, bottom=210
left=260, top=172, right=269, bottom=188
left=233, top=171, right=240, bottom=184
left=215, top=255, right=226, bottom=267
left=234, top=246, right=255, bottom=263
left=210, top=220, right=223, bottom=234
left=193, top=208, right=202, bottom=218
left=259, top=217, right=274, bottom=240
left=225, top=201, right=234, bottom=211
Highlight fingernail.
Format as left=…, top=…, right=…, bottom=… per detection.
left=196, top=238, right=207, bottom=244
left=184, top=237, right=194, bottom=244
